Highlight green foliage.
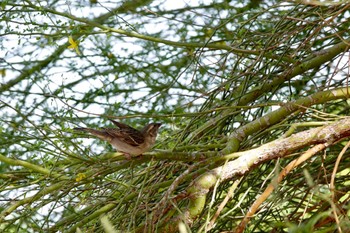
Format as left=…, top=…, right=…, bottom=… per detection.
left=1, top=0, right=350, bottom=232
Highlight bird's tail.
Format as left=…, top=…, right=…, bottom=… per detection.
left=73, top=127, right=111, bottom=141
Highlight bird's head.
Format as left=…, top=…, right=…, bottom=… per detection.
left=143, top=123, right=162, bottom=137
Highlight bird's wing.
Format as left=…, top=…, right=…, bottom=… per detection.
left=103, top=128, right=145, bottom=146
left=109, top=120, right=137, bottom=130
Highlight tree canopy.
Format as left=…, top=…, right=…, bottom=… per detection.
left=1, top=0, right=350, bottom=232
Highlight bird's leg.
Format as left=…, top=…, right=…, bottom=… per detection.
left=123, top=153, right=132, bottom=160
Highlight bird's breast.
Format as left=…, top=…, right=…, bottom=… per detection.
left=110, top=139, right=152, bottom=156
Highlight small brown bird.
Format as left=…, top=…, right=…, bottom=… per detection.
left=74, top=120, right=161, bottom=158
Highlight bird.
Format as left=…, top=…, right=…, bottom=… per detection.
left=74, top=120, right=162, bottom=158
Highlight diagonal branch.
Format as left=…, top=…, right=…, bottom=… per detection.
left=161, top=117, right=350, bottom=231
left=236, top=143, right=328, bottom=233
left=185, top=41, right=350, bottom=145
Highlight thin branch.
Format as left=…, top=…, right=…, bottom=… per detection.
left=236, top=143, right=327, bottom=233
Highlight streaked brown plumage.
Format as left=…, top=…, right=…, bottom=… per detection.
left=74, top=120, right=161, bottom=157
